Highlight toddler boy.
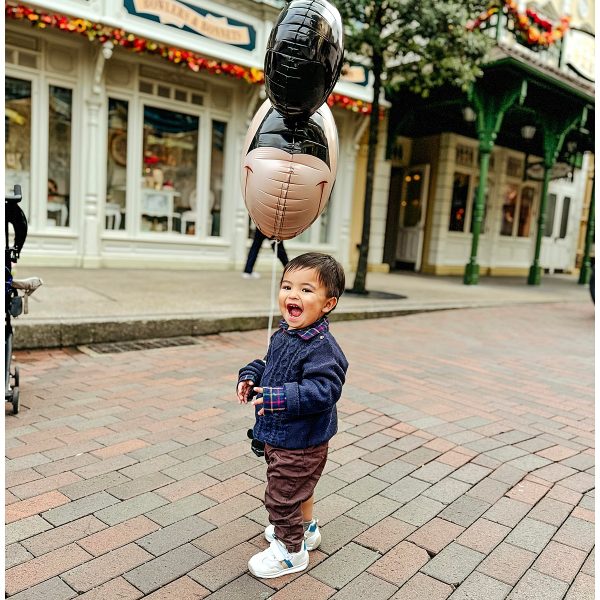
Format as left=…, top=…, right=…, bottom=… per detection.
left=237, top=252, right=348, bottom=578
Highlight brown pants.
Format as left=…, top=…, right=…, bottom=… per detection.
left=264, top=442, right=328, bottom=553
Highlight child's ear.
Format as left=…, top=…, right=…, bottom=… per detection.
left=322, top=297, right=337, bottom=314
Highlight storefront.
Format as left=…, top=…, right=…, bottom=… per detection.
left=5, top=1, right=382, bottom=271
left=380, top=0, right=595, bottom=280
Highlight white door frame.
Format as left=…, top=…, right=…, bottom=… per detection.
left=396, top=164, right=430, bottom=271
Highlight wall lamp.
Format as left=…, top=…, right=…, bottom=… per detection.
left=462, top=106, right=476, bottom=122
left=521, top=125, right=536, bottom=139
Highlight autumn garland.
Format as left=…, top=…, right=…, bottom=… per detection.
left=467, top=0, right=570, bottom=48
left=6, top=3, right=372, bottom=114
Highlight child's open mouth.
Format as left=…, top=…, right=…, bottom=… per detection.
left=287, top=303, right=303, bottom=319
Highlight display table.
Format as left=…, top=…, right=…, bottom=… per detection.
left=141, top=188, right=181, bottom=232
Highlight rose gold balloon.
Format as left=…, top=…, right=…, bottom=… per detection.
left=241, top=99, right=338, bottom=241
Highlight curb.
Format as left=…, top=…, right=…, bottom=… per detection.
left=12, top=298, right=581, bottom=349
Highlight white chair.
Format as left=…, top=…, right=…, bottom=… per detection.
left=180, top=189, right=201, bottom=235
left=105, top=202, right=122, bottom=230
left=47, top=200, right=68, bottom=227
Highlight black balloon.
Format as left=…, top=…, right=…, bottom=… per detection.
left=264, top=0, right=344, bottom=121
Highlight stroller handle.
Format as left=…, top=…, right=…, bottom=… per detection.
left=5, top=185, right=22, bottom=204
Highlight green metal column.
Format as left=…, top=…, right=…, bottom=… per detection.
left=578, top=178, right=595, bottom=284
left=464, top=147, right=491, bottom=284
left=527, top=163, right=553, bottom=285
left=464, top=80, right=527, bottom=285
left=528, top=111, right=584, bottom=285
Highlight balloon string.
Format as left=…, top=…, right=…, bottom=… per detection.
left=267, top=240, right=278, bottom=349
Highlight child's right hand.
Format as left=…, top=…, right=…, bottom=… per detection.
left=237, top=380, right=254, bottom=404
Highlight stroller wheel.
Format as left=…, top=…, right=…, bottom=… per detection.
left=12, top=387, right=19, bottom=414
left=14, top=366, right=20, bottom=388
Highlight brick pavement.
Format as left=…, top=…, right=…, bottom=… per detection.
left=5, top=302, right=594, bottom=599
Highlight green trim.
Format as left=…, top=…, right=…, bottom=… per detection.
left=579, top=179, right=595, bottom=285
left=485, top=56, right=594, bottom=104
left=464, top=78, right=526, bottom=285
left=528, top=109, right=585, bottom=285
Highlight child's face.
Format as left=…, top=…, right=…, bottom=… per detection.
left=279, top=267, right=337, bottom=329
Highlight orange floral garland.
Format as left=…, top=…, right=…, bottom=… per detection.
left=6, top=3, right=372, bottom=114
left=467, top=0, right=570, bottom=47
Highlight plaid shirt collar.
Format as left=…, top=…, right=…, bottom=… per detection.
left=280, top=316, right=329, bottom=340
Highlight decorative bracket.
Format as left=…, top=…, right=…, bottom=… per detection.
left=93, top=41, right=114, bottom=95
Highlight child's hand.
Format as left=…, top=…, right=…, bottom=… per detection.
left=252, top=387, right=264, bottom=416
left=237, top=380, right=254, bottom=404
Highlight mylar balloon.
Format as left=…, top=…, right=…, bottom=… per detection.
left=241, top=99, right=339, bottom=241
left=265, top=0, right=344, bottom=121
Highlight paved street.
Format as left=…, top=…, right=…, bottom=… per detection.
left=5, top=302, right=594, bottom=599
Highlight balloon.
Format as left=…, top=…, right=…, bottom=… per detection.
left=241, top=99, right=338, bottom=240
left=265, top=0, right=344, bottom=121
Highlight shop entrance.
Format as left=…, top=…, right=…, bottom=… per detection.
left=541, top=189, right=573, bottom=273
left=393, top=164, right=430, bottom=271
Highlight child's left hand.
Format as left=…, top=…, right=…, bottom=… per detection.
left=251, top=387, right=264, bottom=416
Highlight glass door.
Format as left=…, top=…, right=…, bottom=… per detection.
left=141, top=104, right=199, bottom=235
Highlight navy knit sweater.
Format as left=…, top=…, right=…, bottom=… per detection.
left=238, top=317, right=348, bottom=450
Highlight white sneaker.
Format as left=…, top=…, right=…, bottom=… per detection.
left=248, top=538, right=309, bottom=579
left=242, top=272, right=261, bottom=279
left=264, top=519, right=321, bottom=551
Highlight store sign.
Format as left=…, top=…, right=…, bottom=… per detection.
left=340, top=64, right=369, bottom=87
left=564, top=28, right=595, bottom=82
left=125, top=0, right=256, bottom=50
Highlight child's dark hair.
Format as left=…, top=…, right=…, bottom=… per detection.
left=282, top=252, right=345, bottom=300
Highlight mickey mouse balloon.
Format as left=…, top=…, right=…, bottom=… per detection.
left=241, top=99, right=338, bottom=241
left=264, top=0, right=344, bottom=121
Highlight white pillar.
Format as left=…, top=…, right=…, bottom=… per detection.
left=233, top=85, right=262, bottom=269
left=81, top=43, right=112, bottom=268
left=81, top=97, right=102, bottom=268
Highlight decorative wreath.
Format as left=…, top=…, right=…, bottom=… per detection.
left=467, top=0, right=570, bottom=48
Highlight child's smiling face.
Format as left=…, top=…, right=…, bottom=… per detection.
left=279, top=267, right=337, bottom=330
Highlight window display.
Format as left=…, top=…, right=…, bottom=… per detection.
left=209, top=121, right=226, bottom=237
left=449, top=173, right=470, bottom=232
left=142, top=105, right=199, bottom=234
left=500, top=184, right=518, bottom=236
left=5, top=77, right=32, bottom=218
left=106, top=98, right=128, bottom=230
left=48, top=85, right=72, bottom=227
left=517, top=186, right=534, bottom=237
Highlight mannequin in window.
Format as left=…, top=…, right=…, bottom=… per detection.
left=242, top=228, right=289, bottom=279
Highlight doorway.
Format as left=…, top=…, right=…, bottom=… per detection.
left=392, top=164, right=430, bottom=271
left=541, top=192, right=573, bottom=272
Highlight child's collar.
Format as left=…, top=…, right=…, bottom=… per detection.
left=279, top=316, right=329, bottom=340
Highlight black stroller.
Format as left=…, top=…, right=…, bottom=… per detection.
left=5, top=185, right=42, bottom=414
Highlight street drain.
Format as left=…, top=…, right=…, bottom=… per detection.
left=81, top=336, right=214, bottom=354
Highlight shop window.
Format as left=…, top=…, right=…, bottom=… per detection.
left=209, top=121, right=226, bottom=237
left=455, top=145, right=474, bottom=167
left=141, top=105, right=199, bottom=234
left=517, top=186, right=534, bottom=237
left=106, top=98, right=128, bottom=231
left=449, top=172, right=470, bottom=232
left=559, top=197, right=570, bottom=238
left=500, top=184, right=518, bottom=236
left=506, top=157, right=523, bottom=178
left=5, top=77, right=32, bottom=219
left=48, top=85, right=72, bottom=228
left=544, top=194, right=557, bottom=236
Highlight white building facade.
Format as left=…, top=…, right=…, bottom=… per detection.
left=5, top=0, right=381, bottom=271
